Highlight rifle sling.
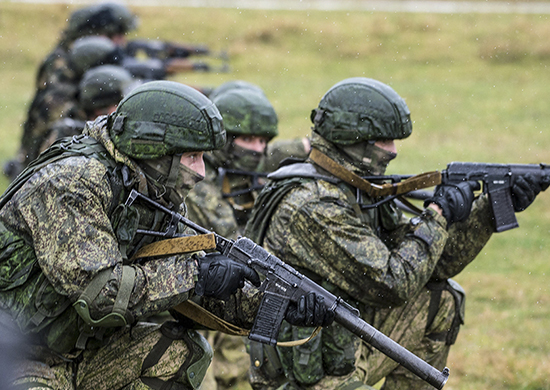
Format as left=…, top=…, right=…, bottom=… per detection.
left=131, top=234, right=217, bottom=260
left=174, top=300, right=321, bottom=347
left=397, top=195, right=424, bottom=215
left=174, top=300, right=249, bottom=336
left=309, top=148, right=442, bottom=197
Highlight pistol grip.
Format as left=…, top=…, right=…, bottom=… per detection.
left=249, top=291, right=289, bottom=346
left=489, top=187, right=519, bottom=232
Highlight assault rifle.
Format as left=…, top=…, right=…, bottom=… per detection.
left=441, top=162, right=550, bottom=231
left=125, top=189, right=450, bottom=389
left=125, top=40, right=229, bottom=62
left=123, top=40, right=230, bottom=78
left=121, top=57, right=229, bottom=81
left=125, top=39, right=212, bottom=59
left=360, top=162, right=550, bottom=232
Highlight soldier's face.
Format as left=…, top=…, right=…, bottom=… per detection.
left=233, top=135, right=269, bottom=153
left=180, top=152, right=205, bottom=177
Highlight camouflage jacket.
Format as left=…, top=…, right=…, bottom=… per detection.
left=35, top=45, right=77, bottom=92
left=18, top=81, right=84, bottom=171
left=13, top=44, right=83, bottom=174
left=0, top=117, right=259, bottom=353
left=246, top=160, right=494, bottom=308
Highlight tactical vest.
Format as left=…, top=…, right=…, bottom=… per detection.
left=246, top=162, right=402, bottom=246
left=0, top=135, right=161, bottom=353
left=245, top=162, right=403, bottom=385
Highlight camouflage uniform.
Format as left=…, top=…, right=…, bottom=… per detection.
left=246, top=135, right=494, bottom=390
left=0, top=82, right=263, bottom=390
left=244, top=78, right=497, bottom=390
left=36, top=3, right=137, bottom=93
left=14, top=37, right=126, bottom=177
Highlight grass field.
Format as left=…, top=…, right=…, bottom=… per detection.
left=1, top=3, right=549, bottom=389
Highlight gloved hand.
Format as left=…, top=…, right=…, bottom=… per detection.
left=424, top=181, right=480, bottom=225
left=285, top=292, right=335, bottom=327
left=511, top=173, right=549, bottom=212
left=195, top=253, right=261, bottom=301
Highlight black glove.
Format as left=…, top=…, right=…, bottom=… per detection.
left=511, top=173, right=549, bottom=212
left=285, top=292, right=335, bottom=327
left=195, top=253, right=261, bottom=301
left=424, top=181, right=480, bottom=225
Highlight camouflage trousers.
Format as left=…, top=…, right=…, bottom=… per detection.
left=249, top=284, right=459, bottom=390
left=12, top=321, right=213, bottom=390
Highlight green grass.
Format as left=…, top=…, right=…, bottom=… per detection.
left=1, top=3, right=550, bottom=389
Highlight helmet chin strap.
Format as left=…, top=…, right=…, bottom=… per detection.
left=138, top=155, right=173, bottom=205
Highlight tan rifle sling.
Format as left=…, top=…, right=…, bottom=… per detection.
left=309, top=148, right=441, bottom=197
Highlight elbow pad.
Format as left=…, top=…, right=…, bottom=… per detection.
left=74, top=266, right=136, bottom=328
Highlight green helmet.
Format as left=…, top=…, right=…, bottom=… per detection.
left=109, top=80, right=226, bottom=159
left=212, top=89, right=278, bottom=140
left=311, top=77, right=412, bottom=145
left=79, top=65, right=134, bottom=113
left=65, top=2, right=138, bottom=42
left=70, top=36, right=121, bottom=76
left=209, top=80, right=266, bottom=100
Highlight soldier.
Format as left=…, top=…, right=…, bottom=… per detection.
left=244, top=77, right=546, bottom=389
left=0, top=81, right=331, bottom=390
left=186, top=87, right=279, bottom=239
left=208, top=80, right=311, bottom=172
left=38, top=64, right=135, bottom=154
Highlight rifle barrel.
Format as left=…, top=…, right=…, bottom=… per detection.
left=335, top=305, right=449, bottom=389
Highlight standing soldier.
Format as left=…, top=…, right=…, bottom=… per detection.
left=244, top=77, right=546, bottom=389
left=187, top=87, right=279, bottom=239
left=0, top=81, right=330, bottom=390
